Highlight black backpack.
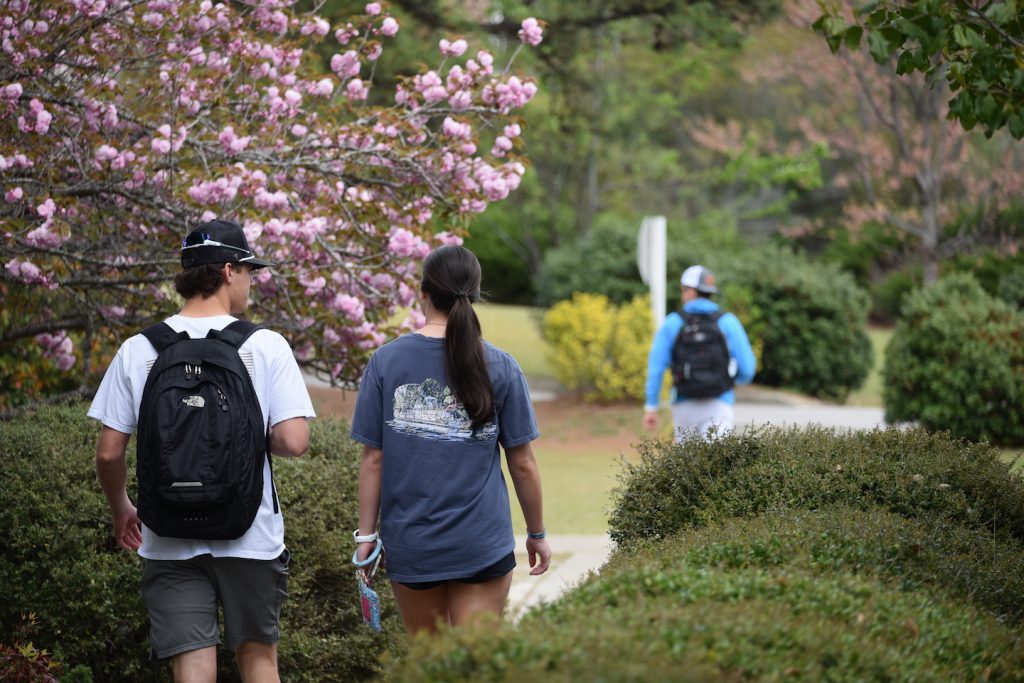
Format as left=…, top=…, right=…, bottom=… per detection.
left=136, top=320, right=274, bottom=540
left=670, top=311, right=734, bottom=399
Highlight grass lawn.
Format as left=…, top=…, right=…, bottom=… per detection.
left=1003, top=449, right=1023, bottom=475
left=845, top=326, right=893, bottom=407
left=476, top=303, right=554, bottom=380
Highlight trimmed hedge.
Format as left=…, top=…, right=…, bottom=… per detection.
left=384, top=507, right=1024, bottom=682
left=884, top=273, right=1024, bottom=446
left=608, top=426, right=1024, bottom=544
left=0, top=404, right=403, bottom=682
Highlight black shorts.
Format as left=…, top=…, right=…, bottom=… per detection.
left=399, top=551, right=516, bottom=591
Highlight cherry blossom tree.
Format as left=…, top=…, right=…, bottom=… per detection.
left=0, top=0, right=544, bottom=411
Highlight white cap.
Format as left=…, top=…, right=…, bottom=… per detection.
left=680, top=265, right=719, bottom=294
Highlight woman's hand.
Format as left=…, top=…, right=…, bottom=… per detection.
left=525, top=536, right=551, bottom=575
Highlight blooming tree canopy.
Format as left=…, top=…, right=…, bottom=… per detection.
left=0, top=0, right=544, bottom=407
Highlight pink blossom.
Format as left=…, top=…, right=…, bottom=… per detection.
left=379, top=17, right=398, bottom=37
left=218, top=126, right=251, bottom=154
left=365, top=3, right=381, bottom=15
left=5, top=187, right=22, bottom=202
left=504, top=123, right=522, bottom=138
left=345, top=78, right=368, bottom=101
left=36, top=198, right=55, bottom=218
left=436, top=231, right=463, bottom=246
left=291, top=124, right=308, bottom=136
left=301, top=18, right=329, bottom=37
left=311, top=78, right=333, bottom=96
left=442, top=117, right=472, bottom=139
left=439, top=38, right=467, bottom=58
left=388, top=227, right=422, bottom=257
left=448, top=90, right=472, bottom=110
left=332, top=293, right=365, bottom=321
left=518, top=17, right=543, bottom=46
left=151, top=137, right=171, bottom=153
left=491, top=135, right=513, bottom=156
left=94, top=144, right=118, bottom=162
left=1, top=83, right=22, bottom=100
left=330, top=51, right=360, bottom=79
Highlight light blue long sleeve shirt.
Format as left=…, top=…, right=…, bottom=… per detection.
left=644, top=298, right=757, bottom=410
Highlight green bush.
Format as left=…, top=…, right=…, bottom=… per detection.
left=384, top=507, right=1024, bottom=682
left=540, top=293, right=653, bottom=402
left=608, top=426, right=1024, bottom=544
left=0, top=405, right=403, bottom=682
left=884, top=274, right=1024, bottom=445
left=998, top=264, right=1024, bottom=310
left=535, top=221, right=647, bottom=307
left=738, top=250, right=873, bottom=401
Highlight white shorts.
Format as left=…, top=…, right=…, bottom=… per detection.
left=670, top=399, right=734, bottom=441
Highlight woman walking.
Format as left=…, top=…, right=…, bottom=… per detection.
left=350, top=244, right=551, bottom=634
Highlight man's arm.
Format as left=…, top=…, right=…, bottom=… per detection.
left=95, top=426, right=142, bottom=552
left=269, top=416, right=310, bottom=457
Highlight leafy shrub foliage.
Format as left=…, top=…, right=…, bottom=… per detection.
left=0, top=405, right=403, bottom=682
left=384, top=506, right=1024, bottom=682
left=998, top=264, right=1024, bottom=309
left=884, top=274, right=1024, bottom=445
left=541, top=293, right=653, bottom=402
left=535, top=221, right=647, bottom=307
left=608, top=426, right=1024, bottom=544
left=739, top=250, right=873, bottom=401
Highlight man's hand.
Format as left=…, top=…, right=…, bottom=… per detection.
left=113, top=503, right=142, bottom=551
left=643, top=409, right=658, bottom=431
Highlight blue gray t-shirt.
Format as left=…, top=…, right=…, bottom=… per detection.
left=350, top=333, right=539, bottom=583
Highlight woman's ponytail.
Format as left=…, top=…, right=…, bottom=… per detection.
left=421, top=246, right=493, bottom=429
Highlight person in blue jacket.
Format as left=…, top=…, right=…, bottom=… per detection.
left=643, top=265, right=756, bottom=440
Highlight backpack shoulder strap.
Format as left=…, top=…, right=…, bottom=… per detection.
left=208, top=319, right=263, bottom=349
left=141, top=322, right=189, bottom=353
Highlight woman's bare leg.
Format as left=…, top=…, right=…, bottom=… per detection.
left=390, top=581, right=450, bottom=635
left=447, top=572, right=513, bottom=627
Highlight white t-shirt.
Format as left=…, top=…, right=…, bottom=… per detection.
left=88, top=314, right=316, bottom=561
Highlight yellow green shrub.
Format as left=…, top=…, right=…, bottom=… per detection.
left=542, top=293, right=656, bottom=402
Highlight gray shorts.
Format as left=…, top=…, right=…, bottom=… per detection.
left=140, top=551, right=290, bottom=660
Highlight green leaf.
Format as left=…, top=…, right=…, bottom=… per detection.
left=843, top=26, right=864, bottom=50
left=896, top=50, right=917, bottom=75
left=867, top=30, right=893, bottom=62
left=985, top=0, right=1017, bottom=25
left=1008, top=113, right=1024, bottom=139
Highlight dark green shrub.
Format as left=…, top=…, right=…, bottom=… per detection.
left=884, top=274, right=1024, bottom=445
left=384, top=508, right=1024, bottom=682
left=998, top=264, right=1024, bottom=310
left=736, top=250, right=873, bottom=400
left=608, top=427, right=1024, bottom=544
left=870, top=267, right=919, bottom=322
left=535, top=219, right=647, bottom=307
left=0, top=404, right=403, bottom=682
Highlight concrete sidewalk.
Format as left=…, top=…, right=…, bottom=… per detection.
left=508, top=534, right=613, bottom=619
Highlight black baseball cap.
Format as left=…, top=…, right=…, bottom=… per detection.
left=180, top=219, right=274, bottom=270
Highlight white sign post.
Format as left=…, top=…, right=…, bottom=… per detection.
left=637, top=215, right=667, bottom=330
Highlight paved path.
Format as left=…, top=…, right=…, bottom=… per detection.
left=506, top=395, right=888, bottom=618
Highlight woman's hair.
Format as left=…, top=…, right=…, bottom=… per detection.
left=173, top=263, right=227, bottom=300
left=421, top=245, right=493, bottom=429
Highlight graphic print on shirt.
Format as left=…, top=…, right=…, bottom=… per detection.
left=387, top=378, right=498, bottom=442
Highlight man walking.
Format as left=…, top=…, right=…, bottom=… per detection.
left=89, top=219, right=316, bottom=682
left=643, top=265, right=756, bottom=440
